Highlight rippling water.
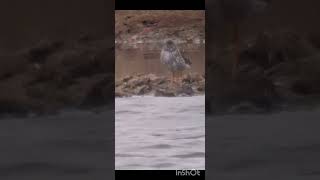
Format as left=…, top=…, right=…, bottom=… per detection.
left=115, top=96, right=205, bottom=170
left=0, top=109, right=114, bottom=180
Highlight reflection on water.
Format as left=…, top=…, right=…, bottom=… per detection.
left=115, top=43, right=205, bottom=79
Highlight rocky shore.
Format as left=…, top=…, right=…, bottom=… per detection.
left=207, top=30, right=320, bottom=114
left=0, top=36, right=114, bottom=117
left=115, top=73, right=205, bottom=97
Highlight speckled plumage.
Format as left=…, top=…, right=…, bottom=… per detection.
left=160, top=40, right=191, bottom=72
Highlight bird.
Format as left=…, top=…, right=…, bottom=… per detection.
left=160, top=40, right=192, bottom=83
left=212, top=0, right=269, bottom=79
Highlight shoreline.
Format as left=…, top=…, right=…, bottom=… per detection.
left=115, top=73, right=205, bottom=98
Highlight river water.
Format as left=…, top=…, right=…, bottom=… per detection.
left=0, top=109, right=114, bottom=180
left=115, top=96, right=205, bottom=170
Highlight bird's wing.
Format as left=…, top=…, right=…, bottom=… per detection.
left=172, top=48, right=185, bottom=64
left=182, top=54, right=192, bottom=65
left=180, top=48, right=192, bottom=65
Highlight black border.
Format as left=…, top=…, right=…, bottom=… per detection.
left=116, top=170, right=205, bottom=179
left=115, top=0, right=205, bottom=10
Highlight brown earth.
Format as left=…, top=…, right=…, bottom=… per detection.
left=115, top=10, right=205, bottom=44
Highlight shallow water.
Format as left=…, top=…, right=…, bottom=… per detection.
left=115, top=43, right=205, bottom=79
left=115, top=96, right=205, bottom=170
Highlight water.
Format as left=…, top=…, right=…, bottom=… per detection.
left=115, top=43, right=205, bottom=80
left=0, top=109, right=114, bottom=180
left=207, top=109, right=320, bottom=179
left=115, top=96, right=205, bottom=170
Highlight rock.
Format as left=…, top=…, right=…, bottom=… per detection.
left=115, top=89, right=128, bottom=97
left=281, top=54, right=320, bottom=96
left=115, top=73, right=205, bottom=97
left=177, top=84, right=194, bottom=96
left=80, top=75, right=114, bottom=108
left=228, top=102, right=265, bottom=114
left=0, top=36, right=116, bottom=116
left=0, top=73, right=41, bottom=116
left=154, top=89, right=176, bottom=97
left=240, top=31, right=317, bottom=70
left=207, top=62, right=277, bottom=113
left=122, top=75, right=133, bottom=83
left=196, top=80, right=205, bottom=92
left=134, top=85, right=151, bottom=95
left=23, top=40, right=64, bottom=64
left=182, top=73, right=203, bottom=84
left=0, top=54, right=29, bottom=80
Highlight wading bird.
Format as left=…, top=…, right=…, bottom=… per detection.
left=160, top=40, right=192, bottom=83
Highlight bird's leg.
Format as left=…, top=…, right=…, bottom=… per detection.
left=232, top=23, right=240, bottom=80
left=179, top=71, right=183, bottom=83
left=171, top=71, right=174, bottom=83
left=177, top=71, right=181, bottom=83
left=176, top=72, right=179, bottom=82
left=171, top=71, right=175, bottom=85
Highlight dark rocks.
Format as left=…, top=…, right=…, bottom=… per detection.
left=80, top=75, right=114, bottom=108
left=134, top=85, right=152, bottom=95
left=0, top=54, right=29, bottom=80
left=115, top=73, right=205, bottom=97
left=177, top=84, right=195, bottom=96
left=154, top=89, right=176, bottom=97
left=207, top=30, right=320, bottom=114
left=23, top=40, right=64, bottom=64
left=0, top=37, right=114, bottom=116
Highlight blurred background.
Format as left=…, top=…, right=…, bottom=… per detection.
left=0, top=0, right=112, bottom=51
left=0, top=1, right=115, bottom=179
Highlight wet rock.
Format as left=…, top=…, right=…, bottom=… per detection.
left=196, top=80, right=205, bottom=92
left=207, top=30, right=320, bottom=114
left=182, top=73, right=203, bottom=84
left=241, top=31, right=317, bottom=70
left=0, top=36, right=116, bottom=116
left=115, top=73, right=205, bottom=97
left=80, top=75, right=114, bottom=108
left=134, top=85, right=151, bottom=95
left=154, top=89, right=176, bottom=97
left=115, top=89, right=128, bottom=98
left=0, top=74, right=39, bottom=116
left=0, top=54, right=29, bottom=80
left=228, top=102, right=266, bottom=114
left=207, top=62, right=278, bottom=113
left=23, top=40, right=64, bottom=64
left=177, top=84, right=194, bottom=96
left=122, top=75, right=133, bottom=83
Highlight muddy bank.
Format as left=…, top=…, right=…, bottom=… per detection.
left=0, top=36, right=114, bottom=117
left=115, top=11, right=205, bottom=47
left=207, top=30, right=320, bottom=114
left=115, top=73, right=205, bottom=97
